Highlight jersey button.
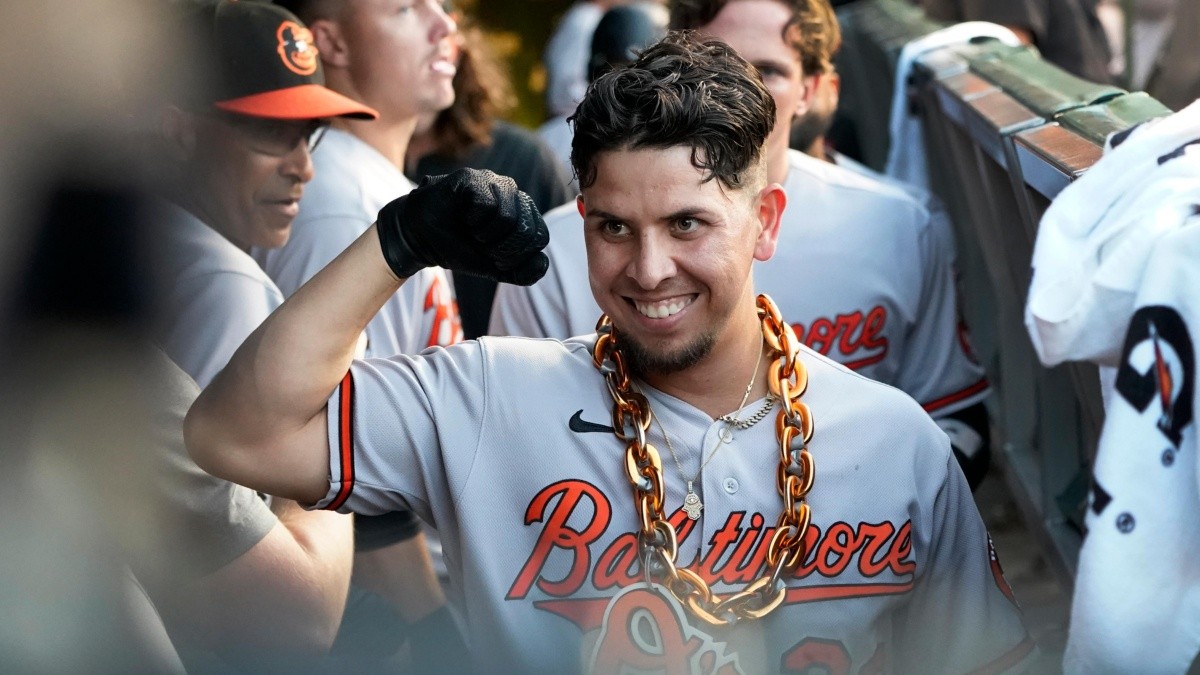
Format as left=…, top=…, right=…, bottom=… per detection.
left=723, top=477, right=739, bottom=494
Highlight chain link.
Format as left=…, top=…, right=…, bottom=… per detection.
left=592, top=294, right=816, bottom=627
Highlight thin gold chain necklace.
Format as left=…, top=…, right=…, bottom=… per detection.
left=592, top=294, right=816, bottom=627
left=644, top=339, right=774, bottom=520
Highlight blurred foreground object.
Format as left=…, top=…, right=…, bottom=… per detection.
left=0, top=0, right=184, bottom=669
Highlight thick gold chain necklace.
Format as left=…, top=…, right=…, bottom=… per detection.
left=591, top=294, right=816, bottom=627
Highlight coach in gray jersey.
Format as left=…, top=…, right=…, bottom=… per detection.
left=147, top=0, right=376, bottom=665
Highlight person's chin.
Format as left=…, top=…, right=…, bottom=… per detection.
left=432, top=87, right=455, bottom=113
left=621, top=330, right=715, bottom=377
left=254, top=217, right=293, bottom=250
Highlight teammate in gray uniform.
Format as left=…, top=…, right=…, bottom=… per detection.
left=155, top=0, right=375, bottom=389
left=259, top=0, right=463, bottom=357
left=250, top=0, right=466, bottom=665
left=493, top=0, right=993, bottom=489
left=148, top=0, right=376, bottom=661
left=188, top=34, right=1032, bottom=673
left=791, top=0, right=994, bottom=486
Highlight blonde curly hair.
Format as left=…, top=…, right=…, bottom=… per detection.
left=669, top=0, right=842, bottom=76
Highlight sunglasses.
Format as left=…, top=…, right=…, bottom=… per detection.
left=206, top=111, right=330, bottom=157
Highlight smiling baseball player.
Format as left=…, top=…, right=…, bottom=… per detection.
left=188, top=34, right=1032, bottom=673
left=491, top=0, right=992, bottom=490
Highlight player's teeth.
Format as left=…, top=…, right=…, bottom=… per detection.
left=635, top=297, right=691, bottom=318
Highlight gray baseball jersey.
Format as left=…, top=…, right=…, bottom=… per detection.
left=490, top=149, right=988, bottom=417
left=254, top=129, right=462, bottom=357
left=829, top=149, right=959, bottom=273
left=156, top=202, right=285, bottom=389
left=313, top=335, right=1032, bottom=673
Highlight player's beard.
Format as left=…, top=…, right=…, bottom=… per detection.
left=790, top=108, right=835, bottom=154
left=621, top=330, right=718, bottom=377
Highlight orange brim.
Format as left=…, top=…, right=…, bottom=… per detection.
left=215, top=84, right=378, bottom=120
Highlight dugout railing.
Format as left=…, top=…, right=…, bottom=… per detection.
left=835, top=0, right=1173, bottom=587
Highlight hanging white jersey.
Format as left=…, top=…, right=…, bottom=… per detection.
left=1023, top=99, right=1200, bottom=673
left=1066, top=224, right=1200, bottom=673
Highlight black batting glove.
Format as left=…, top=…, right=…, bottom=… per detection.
left=376, top=168, right=549, bottom=286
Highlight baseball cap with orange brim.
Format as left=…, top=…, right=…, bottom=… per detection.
left=186, top=0, right=377, bottom=121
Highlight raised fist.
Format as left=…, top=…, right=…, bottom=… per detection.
left=376, top=168, right=550, bottom=285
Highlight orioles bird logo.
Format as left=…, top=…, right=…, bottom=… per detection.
left=1116, top=306, right=1195, bottom=447
left=276, top=21, right=318, bottom=76
left=1150, top=322, right=1176, bottom=432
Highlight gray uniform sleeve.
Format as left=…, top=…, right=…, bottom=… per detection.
left=893, top=452, right=1035, bottom=673
left=314, top=342, right=489, bottom=527
left=132, top=351, right=276, bottom=587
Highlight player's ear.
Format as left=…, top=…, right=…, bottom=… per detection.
left=576, top=194, right=586, bottom=219
left=309, top=18, right=349, bottom=69
left=752, top=183, right=785, bottom=263
left=159, top=105, right=198, bottom=163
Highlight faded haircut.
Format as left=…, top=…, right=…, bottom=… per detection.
left=570, top=31, right=775, bottom=191
left=669, top=0, right=842, bottom=76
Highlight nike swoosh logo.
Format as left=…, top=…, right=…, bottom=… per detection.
left=569, top=410, right=614, bottom=434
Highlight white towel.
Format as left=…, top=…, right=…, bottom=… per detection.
left=1025, top=98, right=1200, bottom=367
left=884, top=22, right=1020, bottom=189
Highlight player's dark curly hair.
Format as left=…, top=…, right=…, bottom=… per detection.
left=570, top=31, right=775, bottom=190
left=669, top=0, right=842, bottom=76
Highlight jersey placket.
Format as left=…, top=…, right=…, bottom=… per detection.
left=697, top=416, right=777, bottom=591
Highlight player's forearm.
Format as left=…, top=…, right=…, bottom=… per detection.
left=221, top=507, right=354, bottom=651
left=186, top=224, right=404, bottom=500
left=271, top=505, right=356, bottom=648
left=248, top=223, right=401, bottom=410
left=353, top=533, right=447, bottom=622
left=162, top=505, right=355, bottom=653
